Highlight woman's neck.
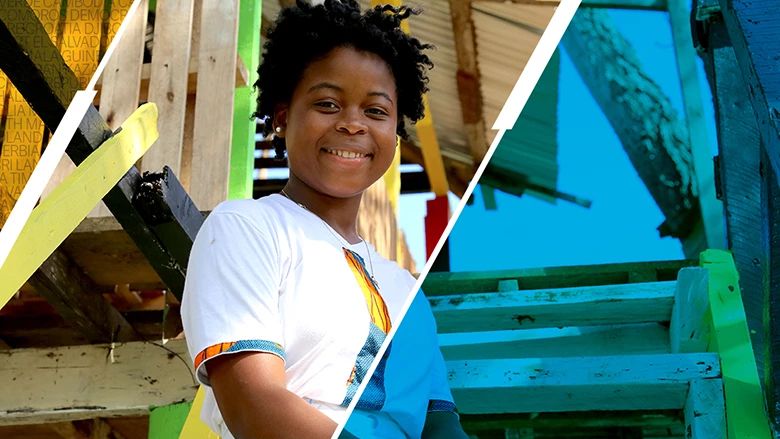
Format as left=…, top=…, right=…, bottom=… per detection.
left=281, top=177, right=363, bottom=244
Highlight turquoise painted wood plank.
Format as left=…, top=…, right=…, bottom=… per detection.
left=685, top=379, right=727, bottom=439
left=439, top=323, right=670, bottom=361
left=447, top=353, right=721, bottom=414
left=429, top=281, right=676, bottom=333
left=670, top=267, right=711, bottom=353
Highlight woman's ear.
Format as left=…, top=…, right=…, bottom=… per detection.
left=273, top=103, right=289, bottom=138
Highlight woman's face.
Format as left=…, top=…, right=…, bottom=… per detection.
left=275, top=46, right=399, bottom=198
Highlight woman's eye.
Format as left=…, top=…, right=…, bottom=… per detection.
left=367, top=108, right=388, bottom=116
left=315, top=102, right=339, bottom=110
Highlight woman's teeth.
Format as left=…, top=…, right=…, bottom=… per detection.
left=326, top=149, right=367, bottom=159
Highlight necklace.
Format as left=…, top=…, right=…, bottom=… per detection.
left=279, top=190, right=378, bottom=285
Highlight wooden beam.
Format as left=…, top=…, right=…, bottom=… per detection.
left=560, top=9, right=701, bottom=242
left=27, top=249, right=140, bottom=344
left=422, top=259, right=697, bottom=296
left=0, top=0, right=200, bottom=299
left=449, top=0, right=489, bottom=164
left=701, top=16, right=766, bottom=380
left=668, top=0, right=725, bottom=251
left=0, top=104, right=160, bottom=305
left=684, top=379, right=727, bottom=439
left=469, top=0, right=667, bottom=10
left=142, top=0, right=196, bottom=178
left=0, top=339, right=198, bottom=426
left=189, top=0, right=240, bottom=210
left=429, top=281, right=676, bottom=333
left=132, top=167, right=205, bottom=286
left=94, top=54, right=249, bottom=105
left=439, top=322, right=670, bottom=361
left=700, top=250, right=773, bottom=438
left=447, top=353, right=721, bottom=414
left=669, top=267, right=710, bottom=353
left=459, top=410, right=682, bottom=431
left=717, top=0, right=780, bottom=198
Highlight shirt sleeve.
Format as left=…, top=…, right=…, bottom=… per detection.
left=180, top=207, right=286, bottom=386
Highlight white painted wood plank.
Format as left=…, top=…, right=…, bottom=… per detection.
left=189, top=0, right=240, bottom=210
left=448, top=353, right=720, bottom=414
left=0, top=339, right=197, bottom=426
left=685, top=379, right=727, bottom=439
left=142, top=0, right=196, bottom=177
left=671, top=267, right=711, bottom=353
left=439, top=323, right=670, bottom=361
left=430, top=281, right=676, bottom=333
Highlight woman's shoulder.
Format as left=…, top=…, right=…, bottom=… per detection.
left=207, top=195, right=289, bottom=231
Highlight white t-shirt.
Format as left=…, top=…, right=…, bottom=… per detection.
left=180, top=194, right=455, bottom=438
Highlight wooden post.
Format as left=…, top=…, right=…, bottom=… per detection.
left=668, top=0, right=725, bottom=251
left=684, top=379, right=727, bottom=439
left=228, top=0, right=263, bottom=200
left=142, top=0, right=196, bottom=178
left=189, top=0, right=240, bottom=210
left=702, top=12, right=767, bottom=391
left=560, top=8, right=700, bottom=247
left=700, top=249, right=772, bottom=438
left=670, top=267, right=710, bottom=353
left=426, top=195, right=450, bottom=271
left=716, top=0, right=780, bottom=196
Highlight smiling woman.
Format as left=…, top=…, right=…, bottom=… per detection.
left=179, top=1, right=468, bottom=439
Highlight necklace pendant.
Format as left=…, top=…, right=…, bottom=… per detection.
left=371, top=275, right=380, bottom=291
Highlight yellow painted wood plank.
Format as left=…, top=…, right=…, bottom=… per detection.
left=179, top=386, right=221, bottom=439
left=700, top=249, right=772, bottom=439
left=0, top=103, right=159, bottom=307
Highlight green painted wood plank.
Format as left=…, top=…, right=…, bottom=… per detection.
left=429, top=281, right=676, bottom=333
left=700, top=249, right=772, bottom=439
left=229, top=0, right=262, bottom=200
left=149, top=401, right=193, bottom=439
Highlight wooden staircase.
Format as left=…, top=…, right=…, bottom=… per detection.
left=422, top=252, right=770, bottom=439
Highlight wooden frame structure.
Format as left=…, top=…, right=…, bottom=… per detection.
left=423, top=252, right=770, bottom=438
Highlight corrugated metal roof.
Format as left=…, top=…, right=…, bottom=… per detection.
left=260, top=0, right=559, bottom=194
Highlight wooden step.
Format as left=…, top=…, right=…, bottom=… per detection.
left=448, top=353, right=721, bottom=415
left=430, top=281, right=676, bottom=333
left=439, top=323, right=670, bottom=361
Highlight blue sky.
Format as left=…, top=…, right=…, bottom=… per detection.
left=397, top=5, right=718, bottom=273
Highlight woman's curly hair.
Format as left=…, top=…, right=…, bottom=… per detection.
left=252, top=0, right=434, bottom=159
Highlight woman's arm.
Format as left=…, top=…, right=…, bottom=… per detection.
left=421, top=412, right=470, bottom=439
left=208, top=352, right=357, bottom=439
